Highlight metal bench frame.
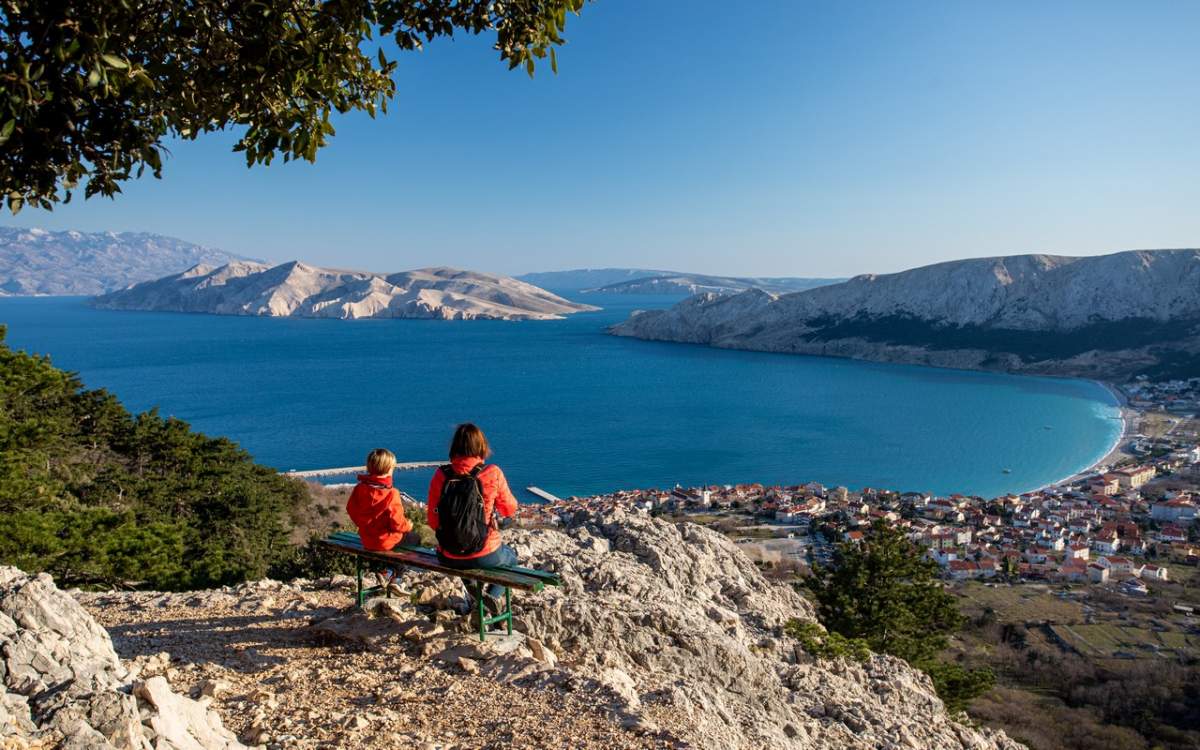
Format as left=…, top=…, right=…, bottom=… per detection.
left=319, top=532, right=559, bottom=641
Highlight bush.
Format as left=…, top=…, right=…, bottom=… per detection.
left=784, top=618, right=871, bottom=662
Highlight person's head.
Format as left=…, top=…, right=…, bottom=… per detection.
left=449, top=423, right=491, bottom=460
left=365, top=448, right=396, bottom=476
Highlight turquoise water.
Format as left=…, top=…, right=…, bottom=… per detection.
left=0, top=295, right=1121, bottom=500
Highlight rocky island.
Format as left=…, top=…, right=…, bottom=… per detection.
left=610, top=249, right=1200, bottom=380
left=93, top=262, right=599, bottom=321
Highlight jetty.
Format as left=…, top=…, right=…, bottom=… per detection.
left=526, top=486, right=563, bottom=503
left=284, top=461, right=441, bottom=479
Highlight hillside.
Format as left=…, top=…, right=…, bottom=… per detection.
left=610, top=249, right=1200, bottom=380
left=94, top=262, right=599, bottom=320
left=0, top=326, right=314, bottom=590
left=0, top=510, right=1023, bottom=750
left=516, top=268, right=677, bottom=291
left=516, top=268, right=840, bottom=295
left=0, top=227, right=250, bottom=295
left=590, top=273, right=840, bottom=295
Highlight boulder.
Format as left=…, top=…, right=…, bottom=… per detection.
left=0, top=567, right=245, bottom=749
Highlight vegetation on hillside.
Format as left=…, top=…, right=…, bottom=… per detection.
left=953, top=583, right=1200, bottom=750
left=0, top=0, right=590, bottom=213
left=800, top=521, right=995, bottom=713
left=0, top=325, right=349, bottom=588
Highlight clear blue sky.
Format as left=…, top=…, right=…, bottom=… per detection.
left=4, top=0, right=1200, bottom=277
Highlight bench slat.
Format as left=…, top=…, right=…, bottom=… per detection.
left=394, top=545, right=561, bottom=587
left=317, top=539, right=544, bottom=592
left=323, top=532, right=561, bottom=587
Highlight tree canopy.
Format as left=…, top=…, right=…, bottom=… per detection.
left=803, top=521, right=994, bottom=712
left=0, top=0, right=589, bottom=213
left=0, top=324, right=315, bottom=588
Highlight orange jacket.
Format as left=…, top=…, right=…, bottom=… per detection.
left=427, top=457, right=517, bottom=559
left=346, top=473, right=413, bottom=551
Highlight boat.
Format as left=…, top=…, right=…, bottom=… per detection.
left=1002, top=468, right=1012, bottom=474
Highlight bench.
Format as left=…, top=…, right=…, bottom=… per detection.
left=318, top=531, right=561, bottom=641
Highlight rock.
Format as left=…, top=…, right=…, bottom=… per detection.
left=136, top=676, right=245, bottom=749
left=456, top=657, right=479, bottom=674
left=495, top=509, right=1023, bottom=750
left=0, top=567, right=246, bottom=750
left=527, top=638, right=558, bottom=667
left=197, top=679, right=230, bottom=700
left=401, top=621, right=444, bottom=643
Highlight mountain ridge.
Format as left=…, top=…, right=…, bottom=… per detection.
left=587, top=273, right=842, bottom=295
left=516, top=268, right=841, bottom=294
left=0, top=227, right=253, bottom=295
left=609, top=248, right=1200, bottom=380
left=93, top=261, right=599, bottom=320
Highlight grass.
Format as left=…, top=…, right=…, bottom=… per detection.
left=957, top=582, right=1082, bottom=623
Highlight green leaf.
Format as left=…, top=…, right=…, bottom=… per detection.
left=86, top=69, right=101, bottom=87
left=101, top=54, right=129, bottom=70
left=0, top=120, right=14, bottom=146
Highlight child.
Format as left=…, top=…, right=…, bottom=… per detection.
left=346, top=448, right=414, bottom=552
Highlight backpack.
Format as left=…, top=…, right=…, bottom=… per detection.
left=435, top=464, right=490, bottom=556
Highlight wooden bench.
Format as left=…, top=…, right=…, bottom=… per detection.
left=318, top=531, right=561, bottom=641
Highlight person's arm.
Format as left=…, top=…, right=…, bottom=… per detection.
left=426, top=469, right=443, bottom=530
left=388, top=489, right=413, bottom=534
left=491, top=467, right=518, bottom=518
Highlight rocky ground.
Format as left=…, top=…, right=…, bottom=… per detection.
left=1, top=508, right=1025, bottom=749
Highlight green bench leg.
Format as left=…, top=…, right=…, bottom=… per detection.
left=353, top=556, right=387, bottom=610
left=471, top=581, right=514, bottom=642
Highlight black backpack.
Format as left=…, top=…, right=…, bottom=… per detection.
left=435, top=464, right=490, bottom=556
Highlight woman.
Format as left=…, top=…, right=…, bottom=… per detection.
left=426, top=423, right=518, bottom=613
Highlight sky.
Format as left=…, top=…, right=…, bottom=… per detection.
left=4, top=0, right=1200, bottom=277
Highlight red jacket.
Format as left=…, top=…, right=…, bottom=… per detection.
left=346, top=474, right=413, bottom=551
left=427, top=457, right=517, bottom=559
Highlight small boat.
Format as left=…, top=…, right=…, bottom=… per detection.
left=1002, top=468, right=1013, bottom=474
left=1043, top=425, right=1054, bottom=430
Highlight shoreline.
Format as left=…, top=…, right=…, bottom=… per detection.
left=1028, top=380, right=1135, bottom=494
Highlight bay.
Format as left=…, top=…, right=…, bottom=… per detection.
left=0, top=294, right=1121, bottom=501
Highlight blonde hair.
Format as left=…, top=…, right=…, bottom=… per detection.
left=366, top=448, right=396, bottom=476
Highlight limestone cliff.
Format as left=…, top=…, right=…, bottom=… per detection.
left=93, top=262, right=599, bottom=321
left=610, top=249, right=1200, bottom=380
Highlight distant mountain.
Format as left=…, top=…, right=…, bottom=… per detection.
left=515, top=268, right=676, bottom=291
left=591, top=273, right=841, bottom=295
left=516, top=268, right=840, bottom=294
left=610, top=249, right=1200, bottom=381
left=94, top=262, right=599, bottom=320
left=0, top=227, right=252, bottom=295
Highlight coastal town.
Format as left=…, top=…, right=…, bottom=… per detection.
left=517, top=380, right=1200, bottom=595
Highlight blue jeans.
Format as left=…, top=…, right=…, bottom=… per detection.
left=438, top=544, right=518, bottom=599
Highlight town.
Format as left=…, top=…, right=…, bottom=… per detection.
left=518, top=381, right=1200, bottom=596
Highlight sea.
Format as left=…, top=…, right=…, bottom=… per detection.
left=0, top=293, right=1122, bottom=501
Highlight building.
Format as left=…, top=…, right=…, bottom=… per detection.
left=1140, top=564, right=1169, bottom=581
left=1115, top=466, right=1155, bottom=490
left=1151, top=498, right=1198, bottom=523
left=1088, top=563, right=1109, bottom=583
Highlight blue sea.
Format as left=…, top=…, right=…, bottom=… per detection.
left=0, top=294, right=1121, bottom=501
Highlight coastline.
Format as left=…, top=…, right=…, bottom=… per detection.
left=1029, top=380, right=1134, bottom=493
